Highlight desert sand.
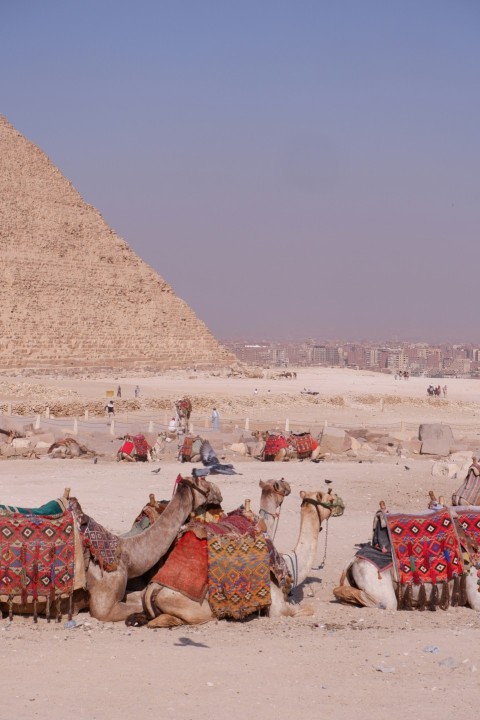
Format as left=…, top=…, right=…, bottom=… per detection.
left=1, top=367, right=480, bottom=720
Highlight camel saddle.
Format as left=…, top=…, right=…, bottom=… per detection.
left=151, top=509, right=292, bottom=619
left=289, top=432, right=315, bottom=459
left=118, top=434, right=150, bottom=460
left=263, top=435, right=288, bottom=459
left=0, top=496, right=86, bottom=612
left=180, top=435, right=203, bottom=462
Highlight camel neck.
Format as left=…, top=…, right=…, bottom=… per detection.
left=286, top=504, right=324, bottom=587
left=121, top=484, right=194, bottom=578
left=259, top=493, right=280, bottom=539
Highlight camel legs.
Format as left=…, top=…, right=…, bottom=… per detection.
left=350, top=562, right=397, bottom=610
left=88, top=570, right=144, bottom=622
left=268, top=584, right=314, bottom=618
left=142, top=585, right=213, bottom=628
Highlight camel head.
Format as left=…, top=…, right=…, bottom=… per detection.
left=259, top=478, right=291, bottom=504
left=181, top=475, right=223, bottom=509
left=299, top=489, right=345, bottom=524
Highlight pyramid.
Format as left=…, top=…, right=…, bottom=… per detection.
left=0, top=116, right=234, bottom=371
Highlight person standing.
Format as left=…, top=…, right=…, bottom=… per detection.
left=117, top=385, right=122, bottom=398
left=211, top=407, right=220, bottom=431
left=105, top=400, right=115, bottom=419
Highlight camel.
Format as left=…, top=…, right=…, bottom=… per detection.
left=1, top=476, right=223, bottom=622
left=175, top=397, right=192, bottom=432
left=258, top=478, right=291, bottom=538
left=116, top=434, right=151, bottom=463
left=334, top=497, right=480, bottom=612
left=249, top=431, right=323, bottom=462
left=48, top=437, right=95, bottom=459
left=126, top=487, right=344, bottom=628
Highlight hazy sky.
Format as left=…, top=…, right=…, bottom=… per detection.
left=2, top=2, right=479, bottom=343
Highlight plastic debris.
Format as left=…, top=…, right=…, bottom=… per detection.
left=423, top=646, right=440, bottom=653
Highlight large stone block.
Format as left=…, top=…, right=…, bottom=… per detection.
left=419, top=423, right=454, bottom=456
left=319, top=427, right=348, bottom=454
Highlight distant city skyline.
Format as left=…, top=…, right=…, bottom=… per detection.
left=225, top=337, right=480, bottom=378
left=3, top=2, right=480, bottom=343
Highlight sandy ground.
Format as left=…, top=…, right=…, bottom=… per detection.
left=1, top=368, right=480, bottom=720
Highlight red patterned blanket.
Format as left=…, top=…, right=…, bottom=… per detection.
left=454, top=509, right=480, bottom=565
left=0, top=511, right=76, bottom=608
left=385, top=509, right=464, bottom=586
left=290, top=433, right=314, bottom=458
left=151, top=531, right=208, bottom=602
left=118, top=434, right=150, bottom=459
left=264, top=435, right=288, bottom=458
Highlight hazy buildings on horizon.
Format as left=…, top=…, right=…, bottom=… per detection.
left=223, top=339, right=480, bottom=379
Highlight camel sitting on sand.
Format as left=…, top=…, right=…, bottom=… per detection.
left=48, top=437, right=95, bottom=459
left=334, top=497, right=480, bottom=612
left=126, top=487, right=344, bottom=628
left=1, top=476, right=222, bottom=622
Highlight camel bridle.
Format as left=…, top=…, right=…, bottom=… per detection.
left=176, top=477, right=214, bottom=514
left=259, top=484, right=289, bottom=540
left=300, top=495, right=344, bottom=569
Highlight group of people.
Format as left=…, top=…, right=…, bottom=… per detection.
left=427, top=384, right=447, bottom=398
left=394, top=371, right=410, bottom=380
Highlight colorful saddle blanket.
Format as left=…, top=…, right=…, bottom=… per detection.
left=289, top=433, right=314, bottom=458
left=118, top=434, right=150, bottom=459
left=152, top=509, right=292, bottom=619
left=69, top=497, right=120, bottom=572
left=454, top=509, right=480, bottom=565
left=385, top=509, right=464, bottom=586
left=0, top=509, right=80, bottom=607
left=264, top=435, right=288, bottom=458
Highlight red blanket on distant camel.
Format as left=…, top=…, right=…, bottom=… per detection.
left=264, top=435, right=288, bottom=457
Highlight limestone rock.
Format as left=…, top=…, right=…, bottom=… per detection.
left=0, top=115, right=234, bottom=372
left=319, top=427, right=349, bottom=454
left=419, top=424, right=454, bottom=456
left=431, top=461, right=458, bottom=479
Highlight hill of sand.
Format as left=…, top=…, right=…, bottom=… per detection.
left=1, top=367, right=480, bottom=720
left=0, top=115, right=233, bottom=371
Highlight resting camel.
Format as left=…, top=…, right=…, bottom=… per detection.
left=250, top=431, right=323, bottom=462
left=335, top=496, right=480, bottom=611
left=126, top=487, right=344, bottom=628
left=1, top=476, right=222, bottom=622
left=48, top=438, right=95, bottom=459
